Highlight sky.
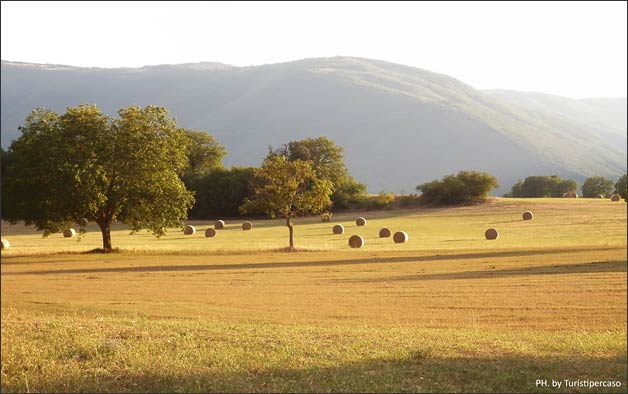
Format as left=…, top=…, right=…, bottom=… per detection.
left=1, top=1, right=626, bottom=99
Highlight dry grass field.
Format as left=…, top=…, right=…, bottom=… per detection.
left=1, top=198, right=626, bottom=392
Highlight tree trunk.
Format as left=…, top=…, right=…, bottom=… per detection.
left=96, top=220, right=113, bottom=252
left=286, top=217, right=295, bottom=251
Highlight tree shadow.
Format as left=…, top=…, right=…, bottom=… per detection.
left=3, top=350, right=625, bottom=392
left=3, top=246, right=625, bottom=276
left=332, top=260, right=627, bottom=284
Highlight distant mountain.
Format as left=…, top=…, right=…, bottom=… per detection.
left=1, top=57, right=626, bottom=193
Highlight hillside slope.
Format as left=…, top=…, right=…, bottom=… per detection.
left=2, top=57, right=626, bottom=193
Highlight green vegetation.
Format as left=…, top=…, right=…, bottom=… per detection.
left=1, top=199, right=626, bottom=392
left=186, top=167, right=255, bottom=219
left=240, top=155, right=333, bottom=250
left=616, top=174, right=627, bottom=200
left=182, top=129, right=226, bottom=177
left=269, top=136, right=367, bottom=209
left=417, top=170, right=499, bottom=204
left=506, top=175, right=578, bottom=198
left=582, top=176, right=615, bottom=198
left=2, top=105, right=194, bottom=252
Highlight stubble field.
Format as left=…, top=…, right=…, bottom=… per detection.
left=1, top=198, right=626, bottom=392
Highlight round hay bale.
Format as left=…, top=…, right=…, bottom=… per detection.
left=356, top=217, right=367, bottom=226
left=379, top=227, right=391, bottom=238
left=393, top=231, right=408, bottom=243
left=214, top=220, right=225, bottom=229
left=485, top=228, right=499, bottom=240
left=332, top=224, right=345, bottom=234
left=562, top=192, right=578, bottom=198
left=242, top=221, right=253, bottom=231
left=184, top=225, right=196, bottom=235
left=205, top=228, right=217, bottom=238
left=1, top=238, right=10, bottom=250
left=63, top=228, right=76, bottom=238
left=610, top=194, right=621, bottom=202
left=522, top=211, right=533, bottom=221
left=596, top=194, right=605, bottom=199
left=78, top=218, right=88, bottom=227
left=348, top=235, right=364, bottom=248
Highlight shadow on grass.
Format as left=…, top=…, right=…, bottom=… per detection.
left=2, top=351, right=625, bottom=393
left=4, top=247, right=626, bottom=277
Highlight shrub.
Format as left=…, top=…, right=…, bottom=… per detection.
left=506, top=175, right=578, bottom=198
left=581, top=176, right=614, bottom=198
left=417, top=171, right=499, bottom=205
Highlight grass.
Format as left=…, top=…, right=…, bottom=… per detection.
left=1, top=198, right=626, bottom=392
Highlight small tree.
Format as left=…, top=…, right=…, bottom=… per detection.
left=182, top=129, right=226, bottom=178
left=239, top=155, right=332, bottom=250
left=269, top=137, right=367, bottom=209
left=615, top=174, right=627, bottom=200
left=581, top=176, right=615, bottom=198
left=416, top=170, right=499, bottom=205
left=3, top=105, right=194, bottom=252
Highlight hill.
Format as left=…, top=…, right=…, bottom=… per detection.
left=2, top=57, right=626, bottom=193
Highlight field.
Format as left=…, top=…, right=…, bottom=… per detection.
left=1, top=198, right=626, bottom=392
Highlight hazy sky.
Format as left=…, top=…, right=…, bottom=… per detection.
left=2, top=1, right=626, bottom=98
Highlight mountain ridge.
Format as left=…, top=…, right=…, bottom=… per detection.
left=2, top=57, right=626, bottom=193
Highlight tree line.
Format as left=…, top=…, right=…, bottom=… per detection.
left=1, top=104, right=626, bottom=251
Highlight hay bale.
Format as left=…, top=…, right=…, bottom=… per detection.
left=214, top=220, right=225, bottom=229
left=379, top=227, right=391, bottom=238
left=356, top=217, right=367, bottom=226
left=562, top=192, right=578, bottom=198
left=78, top=218, right=88, bottom=227
left=485, top=228, right=499, bottom=240
left=205, top=228, right=217, bottom=238
left=348, top=235, right=364, bottom=248
left=522, top=211, right=533, bottom=221
left=610, top=194, right=621, bottom=202
left=63, top=228, right=76, bottom=238
left=332, top=224, right=345, bottom=234
left=393, top=231, right=408, bottom=243
left=242, top=221, right=253, bottom=231
left=1, top=238, right=10, bottom=250
left=184, top=225, right=196, bottom=235
left=596, top=194, right=605, bottom=199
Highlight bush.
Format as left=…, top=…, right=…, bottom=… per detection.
left=185, top=167, right=255, bottom=218
left=417, top=171, right=499, bottom=205
left=506, top=175, right=578, bottom=197
left=581, top=176, right=614, bottom=198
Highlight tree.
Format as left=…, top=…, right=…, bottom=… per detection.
left=416, top=170, right=499, bottom=205
left=239, top=155, right=332, bottom=250
left=507, top=175, right=578, bottom=197
left=616, top=174, right=627, bottom=200
left=186, top=167, right=255, bottom=218
left=269, top=137, right=367, bottom=209
left=2, top=104, right=194, bottom=252
left=581, top=176, right=615, bottom=198
left=182, top=129, right=226, bottom=177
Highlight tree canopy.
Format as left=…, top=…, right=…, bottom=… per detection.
left=239, top=155, right=332, bottom=250
left=2, top=104, right=194, bottom=251
left=506, top=175, right=578, bottom=198
left=581, top=176, right=614, bottom=198
left=182, top=129, right=226, bottom=178
left=269, top=137, right=366, bottom=209
left=615, top=174, right=627, bottom=200
left=417, top=170, right=499, bottom=205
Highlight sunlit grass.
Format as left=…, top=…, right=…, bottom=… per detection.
left=1, top=198, right=626, bottom=392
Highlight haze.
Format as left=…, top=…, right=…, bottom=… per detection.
left=1, top=1, right=626, bottom=99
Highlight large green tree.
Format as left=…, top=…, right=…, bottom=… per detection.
left=239, top=155, right=332, bottom=250
left=616, top=174, right=628, bottom=200
left=3, top=104, right=194, bottom=252
left=182, top=129, right=226, bottom=177
left=269, top=137, right=366, bottom=209
left=581, top=176, right=615, bottom=198
left=507, top=175, right=578, bottom=198
left=417, top=170, right=499, bottom=205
